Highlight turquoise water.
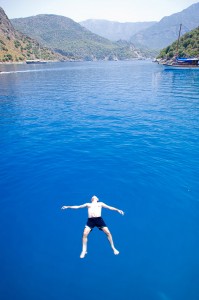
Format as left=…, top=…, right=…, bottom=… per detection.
left=0, top=61, right=199, bottom=300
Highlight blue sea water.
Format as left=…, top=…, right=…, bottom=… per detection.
left=0, top=60, right=199, bottom=300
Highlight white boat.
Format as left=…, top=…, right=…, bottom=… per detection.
left=26, top=59, right=47, bottom=64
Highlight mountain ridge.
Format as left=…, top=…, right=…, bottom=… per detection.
left=11, top=14, right=146, bottom=60
left=2, top=3, right=199, bottom=62
left=131, top=2, right=199, bottom=50
left=80, top=19, right=156, bottom=41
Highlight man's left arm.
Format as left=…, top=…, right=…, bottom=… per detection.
left=101, top=202, right=124, bottom=215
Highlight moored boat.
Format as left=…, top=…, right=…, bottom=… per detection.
left=163, top=57, right=199, bottom=69
left=159, top=24, right=199, bottom=70
left=26, top=59, right=47, bottom=64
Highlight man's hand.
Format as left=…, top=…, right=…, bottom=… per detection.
left=61, top=206, right=68, bottom=210
left=118, top=210, right=124, bottom=215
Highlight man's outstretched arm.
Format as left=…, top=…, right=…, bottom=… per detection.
left=101, top=202, right=124, bottom=215
left=61, top=203, right=88, bottom=210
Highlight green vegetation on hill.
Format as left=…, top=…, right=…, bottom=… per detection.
left=11, top=14, right=145, bottom=60
left=157, top=27, right=199, bottom=60
left=0, top=34, right=62, bottom=62
left=0, top=7, right=64, bottom=63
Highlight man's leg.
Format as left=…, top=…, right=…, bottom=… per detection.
left=101, top=227, right=119, bottom=255
left=80, top=227, right=91, bottom=258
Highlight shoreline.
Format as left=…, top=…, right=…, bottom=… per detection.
left=0, top=58, right=151, bottom=66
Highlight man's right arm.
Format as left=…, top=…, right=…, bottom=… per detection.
left=61, top=203, right=88, bottom=210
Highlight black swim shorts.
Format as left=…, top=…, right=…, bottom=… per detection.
left=86, top=217, right=107, bottom=230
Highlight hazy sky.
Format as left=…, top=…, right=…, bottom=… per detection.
left=0, top=0, right=198, bottom=22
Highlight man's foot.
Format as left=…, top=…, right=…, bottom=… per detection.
left=113, top=249, right=119, bottom=255
left=80, top=251, right=87, bottom=258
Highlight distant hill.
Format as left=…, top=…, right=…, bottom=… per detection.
left=131, top=2, right=199, bottom=50
left=0, top=7, right=63, bottom=63
left=11, top=14, right=146, bottom=60
left=80, top=19, right=156, bottom=41
left=157, top=26, right=199, bottom=60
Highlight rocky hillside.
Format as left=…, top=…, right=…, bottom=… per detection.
left=80, top=19, right=156, bottom=41
left=131, top=2, right=199, bottom=50
left=0, top=7, right=63, bottom=63
left=11, top=14, right=145, bottom=60
left=157, top=26, right=199, bottom=60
